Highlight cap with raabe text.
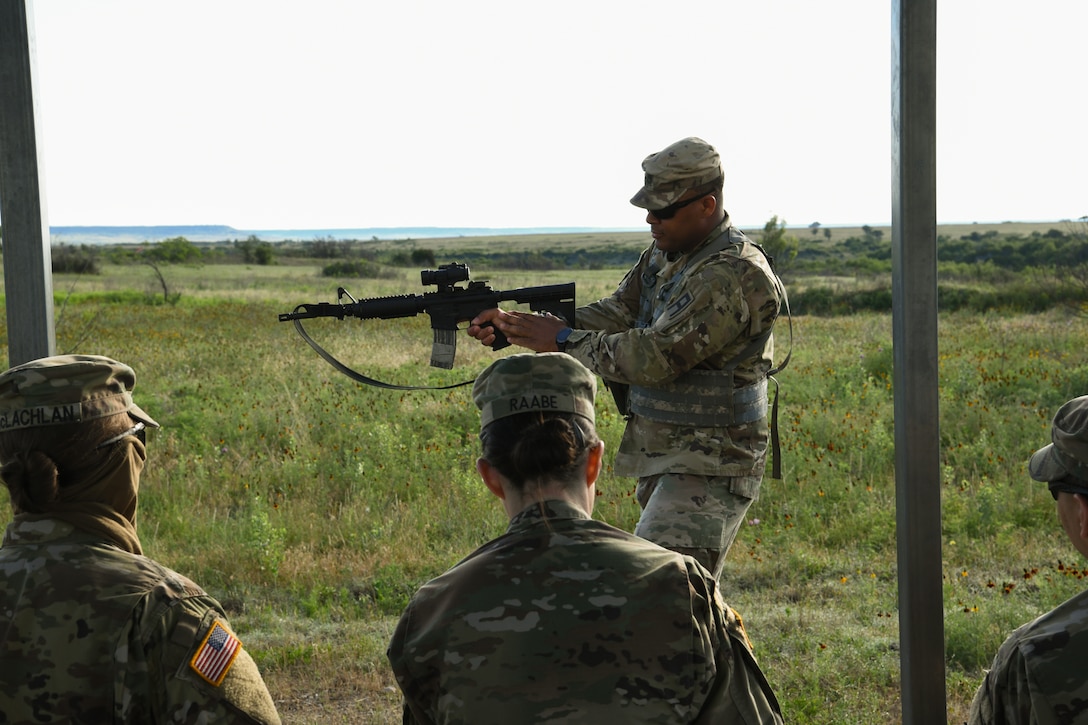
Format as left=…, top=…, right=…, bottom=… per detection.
left=0, top=354, right=160, bottom=433
left=473, top=353, right=596, bottom=428
left=630, top=136, right=723, bottom=210
left=1029, top=395, right=1088, bottom=484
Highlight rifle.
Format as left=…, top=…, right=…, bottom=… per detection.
left=279, top=263, right=576, bottom=390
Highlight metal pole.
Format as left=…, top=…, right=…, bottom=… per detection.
left=0, top=0, right=56, bottom=366
left=891, top=0, right=946, bottom=721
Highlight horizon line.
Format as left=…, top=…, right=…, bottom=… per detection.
left=46, top=218, right=1079, bottom=233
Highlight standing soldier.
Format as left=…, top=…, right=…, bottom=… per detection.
left=0, top=355, right=281, bottom=724
left=469, top=137, right=787, bottom=580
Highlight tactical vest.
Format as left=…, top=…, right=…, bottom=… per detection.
left=626, top=226, right=780, bottom=427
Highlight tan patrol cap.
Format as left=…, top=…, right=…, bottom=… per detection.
left=473, top=353, right=597, bottom=429
left=0, top=354, right=160, bottom=433
left=630, top=136, right=723, bottom=210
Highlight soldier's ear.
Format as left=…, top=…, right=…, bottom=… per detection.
left=700, top=194, right=718, bottom=218
left=1076, top=493, right=1088, bottom=539
left=477, top=457, right=506, bottom=500
left=584, top=441, right=605, bottom=487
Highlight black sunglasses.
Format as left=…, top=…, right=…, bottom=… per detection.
left=1048, top=481, right=1088, bottom=501
left=96, top=422, right=147, bottom=449
left=647, top=193, right=710, bottom=220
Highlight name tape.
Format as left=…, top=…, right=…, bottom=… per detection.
left=0, top=403, right=82, bottom=432
left=504, top=393, right=568, bottom=415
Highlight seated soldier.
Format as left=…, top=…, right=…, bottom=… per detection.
left=968, top=395, right=1088, bottom=724
left=387, top=352, right=783, bottom=724
left=0, top=354, right=281, bottom=724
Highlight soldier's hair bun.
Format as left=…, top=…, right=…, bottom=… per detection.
left=481, top=412, right=599, bottom=489
left=0, top=450, right=60, bottom=513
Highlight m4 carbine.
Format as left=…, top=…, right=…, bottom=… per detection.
left=279, top=263, right=575, bottom=385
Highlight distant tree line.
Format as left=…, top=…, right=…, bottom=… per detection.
left=47, top=235, right=280, bottom=272
left=788, top=219, right=1088, bottom=316
left=788, top=224, right=1088, bottom=275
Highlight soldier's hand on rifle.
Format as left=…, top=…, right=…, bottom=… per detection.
left=467, top=308, right=508, bottom=347
left=471, top=310, right=568, bottom=353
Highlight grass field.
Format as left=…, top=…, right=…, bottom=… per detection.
left=2, top=250, right=1087, bottom=723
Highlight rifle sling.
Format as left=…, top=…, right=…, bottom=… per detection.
left=290, top=315, right=473, bottom=391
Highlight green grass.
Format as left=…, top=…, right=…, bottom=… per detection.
left=2, top=260, right=1087, bottom=723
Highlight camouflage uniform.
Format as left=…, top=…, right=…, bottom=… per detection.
left=0, top=519, right=282, bottom=724
left=387, top=499, right=783, bottom=725
left=967, top=589, right=1088, bottom=724
left=567, top=219, right=782, bottom=478
left=563, top=139, right=785, bottom=577
left=0, top=355, right=281, bottom=724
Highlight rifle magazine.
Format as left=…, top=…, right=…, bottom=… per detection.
left=430, top=328, right=457, bottom=369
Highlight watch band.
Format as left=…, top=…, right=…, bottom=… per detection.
left=555, top=327, right=574, bottom=352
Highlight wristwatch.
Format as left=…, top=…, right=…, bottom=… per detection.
left=555, top=327, right=574, bottom=353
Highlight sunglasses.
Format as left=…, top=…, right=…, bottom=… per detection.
left=1048, top=481, right=1088, bottom=500
left=647, top=193, right=711, bottom=220
left=95, top=422, right=147, bottom=450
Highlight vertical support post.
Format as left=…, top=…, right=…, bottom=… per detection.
left=891, top=0, right=946, bottom=722
left=0, top=0, right=56, bottom=366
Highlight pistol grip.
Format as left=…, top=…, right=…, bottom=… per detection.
left=489, top=326, right=511, bottom=352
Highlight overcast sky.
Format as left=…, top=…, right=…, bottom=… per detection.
left=21, top=0, right=1088, bottom=231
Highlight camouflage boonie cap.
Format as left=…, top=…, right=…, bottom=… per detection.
left=0, top=354, right=160, bottom=433
left=473, top=353, right=597, bottom=428
left=630, top=137, right=723, bottom=210
left=1029, top=396, right=1088, bottom=484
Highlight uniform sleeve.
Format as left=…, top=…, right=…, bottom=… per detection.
left=402, top=701, right=429, bottom=725
left=134, top=596, right=282, bottom=724
left=967, top=641, right=1037, bottom=725
left=387, top=602, right=437, bottom=725
left=570, top=258, right=752, bottom=387
left=689, top=567, right=784, bottom=725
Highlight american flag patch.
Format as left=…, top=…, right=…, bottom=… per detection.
left=190, top=620, right=242, bottom=686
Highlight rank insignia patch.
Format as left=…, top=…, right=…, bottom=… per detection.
left=666, top=291, right=694, bottom=319
left=190, top=620, right=241, bottom=686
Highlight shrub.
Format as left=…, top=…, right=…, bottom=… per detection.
left=321, top=260, right=397, bottom=279
left=51, top=244, right=100, bottom=274
left=146, top=236, right=202, bottom=264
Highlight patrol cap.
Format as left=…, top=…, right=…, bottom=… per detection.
left=630, top=136, right=723, bottom=210
left=0, top=354, right=160, bottom=433
left=1029, top=396, right=1088, bottom=491
left=473, top=352, right=596, bottom=429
